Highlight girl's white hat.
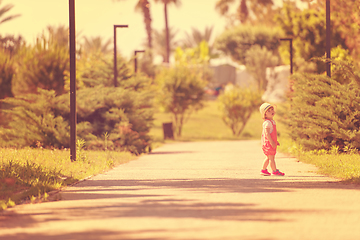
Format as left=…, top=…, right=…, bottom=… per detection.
left=259, top=103, right=274, bottom=119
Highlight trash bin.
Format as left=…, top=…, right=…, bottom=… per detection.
left=162, top=122, right=174, bottom=140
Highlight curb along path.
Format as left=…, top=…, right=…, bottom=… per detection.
left=1, top=140, right=360, bottom=240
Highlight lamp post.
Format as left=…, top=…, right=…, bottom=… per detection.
left=113, top=25, right=128, bottom=87
left=326, top=0, right=331, bottom=77
left=280, top=38, right=293, bottom=75
left=69, top=0, right=76, bottom=161
left=134, top=50, right=145, bottom=73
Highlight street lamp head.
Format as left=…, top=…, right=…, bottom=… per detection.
left=114, top=25, right=128, bottom=28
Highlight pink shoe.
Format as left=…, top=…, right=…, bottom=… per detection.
left=260, top=169, right=271, bottom=176
left=272, top=169, right=285, bottom=176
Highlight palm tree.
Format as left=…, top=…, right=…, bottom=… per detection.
left=153, top=27, right=179, bottom=63
left=114, top=0, right=153, bottom=56
left=0, top=0, right=20, bottom=25
left=215, top=0, right=274, bottom=24
left=182, top=26, right=218, bottom=59
left=135, top=0, right=153, bottom=53
left=215, top=0, right=248, bottom=23
left=46, top=25, right=69, bottom=48
left=82, top=36, right=112, bottom=55
left=154, top=0, right=181, bottom=63
left=182, top=26, right=214, bottom=48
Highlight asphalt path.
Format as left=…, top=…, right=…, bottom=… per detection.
left=1, top=140, right=360, bottom=240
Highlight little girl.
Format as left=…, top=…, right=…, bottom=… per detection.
left=259, top=103, right=285, bottom=176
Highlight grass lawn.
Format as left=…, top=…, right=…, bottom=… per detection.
left=0, top=148, right=136, bottom=210
left=150, top=99, right=263, bottom=144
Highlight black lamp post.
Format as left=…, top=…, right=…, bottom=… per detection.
left=69, top=0, right=76, bottom=161
left=134, top=50, right=145, bottom=73
left=326, top=0, right=331, bottom=78
left=113, top=25, right=128, bottom=87
left=280, top=38, right=293, bottom=75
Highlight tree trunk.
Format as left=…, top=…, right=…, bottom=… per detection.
left=239, top=0, right=248, bottom=23
left=164, top=2, right=170, bottom=63
left=140, top=0, right=152, bottom=55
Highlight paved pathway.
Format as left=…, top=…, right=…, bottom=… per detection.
left=1, top=140, right=360, bottom=240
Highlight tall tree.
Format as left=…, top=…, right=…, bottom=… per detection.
left=305, top=0, right=360, bottom=62
left=182, top=26, right=214, bottom=48
left=135, top=0, right=153, bottom=53
left=0, top=0, right=21, bottom=103
left=0, top=0, right=20, bottom=25
left=215, top=0, right=275, bottom=26
left=275, top=3, right=347, bottom=73
left=154, top=0, right=181, bottom=63
left=215, top=24, right=281, bottom=65
left=182, top=26, right=217, bottom=59
left=46, top=25, right=69, bottom=49
left=13, top=26, right=69, bottom=96
left=114, top=0, right=153, bottom=55
left=153, top=27, right=179, bottom=62
left=82, top=36, right=112, bottom=55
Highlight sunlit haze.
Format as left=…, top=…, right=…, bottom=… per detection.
left=1, top=0, right=307, bottom=60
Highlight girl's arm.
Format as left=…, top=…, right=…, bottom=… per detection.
left=265, top=127, right=276, bottom=148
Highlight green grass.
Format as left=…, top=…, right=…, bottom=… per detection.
left=150, top=100, right=263, bottom=143
left=0, top=148, right=136, bottom=210
left=300, top=153, right=360, bottom=183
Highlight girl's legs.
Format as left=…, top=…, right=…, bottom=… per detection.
left=268, top=155, right=277, bottom=172
left=262, top=156, right=269, bottom=170
left=263, top=155, right=277, bottom=172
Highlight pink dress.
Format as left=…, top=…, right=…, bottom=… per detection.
left=261, top=120, right=277, bottom=156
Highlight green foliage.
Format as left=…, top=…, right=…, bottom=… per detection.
left=0, top=48, right=14, bottom=99
left=137, top=50, right=157, bottom=79
left=214, top=24, right=281, bottom=65
left=0, top=82, right=154, bottom=154
left=0, top=89, right=70, bottom=148
left=56, top=85, right=155, bottom=155
left=13, top=33, right=69, bottom=96
left=175, top=41, right=210, bottom=65
left=0, top=34, right=24, bottom=57
left=74, top=51, right=132, bottom=89
left=174, top=41, right=214, bottom=83
left=282, top=60, right=360, bottom=152
left=218, top=86, right=262, bottom=136
left=0, top=28, right=154, bottom=155
left=330, top=46, right=357, bottom=84
left=182, top=27, right=217, bottom=58
left=156, top=65, right=207, bottom=137
left=244, top=45, right=279, bottom=92
left=0, top=1, right=20, bottom=25
left=275, top=4, right=347, bottom=73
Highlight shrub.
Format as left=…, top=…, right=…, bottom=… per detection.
left=56, top=85, right=154, bottom=155
left=156, top=65, right=207, bottom=137
left=12, top=36, right=68, bottom=96
left=74, top=51, right=132, bottom=89
left=218, top=86, right=262, bottom=136
left=282, top=60, right=360, bottom=151
left=0, top=89, right=70, bottom=148
left=0, top=48, right=14, bottom=99
left=0, top=82, right=154, bottom=155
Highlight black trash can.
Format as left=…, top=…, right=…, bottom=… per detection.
left=162, top=122, right=174, bottom=140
